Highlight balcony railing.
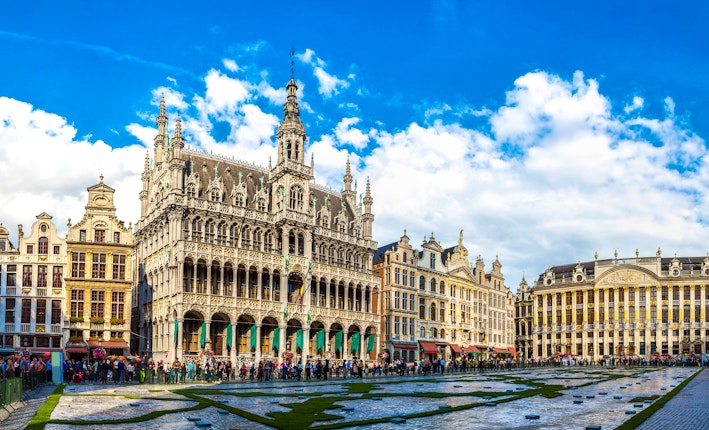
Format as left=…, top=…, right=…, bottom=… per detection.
left=50, top=324, right=62, bottom=333
left=5, top=287, right=16, bottom=296
left=20, top=323, right=31, bottom=332
left=37, top=288, right=47, bottom=297
left=4, top=323, right=15, bottom=332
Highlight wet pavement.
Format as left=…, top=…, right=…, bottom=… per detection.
left=0, top=366, right=704, bottom=429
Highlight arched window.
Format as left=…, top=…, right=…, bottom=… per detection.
left=256, top=197, right=266, bottom=212
left=430, top=303, right=437, bottom=321
left=430, top=278, right=436, bottom=292
left=419, top=276, right=426, bottom=290
left=289, top=185, right=303, bottom=210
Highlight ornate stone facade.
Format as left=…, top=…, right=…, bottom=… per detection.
left=514, top=276, right=534, bottom=359
left=64, top=177, right=134, bottom=357
left=532, top=252, right=709, bottom=360
left=133, top=78, right=379, bottom=366
left=0, top=214, right=66, bottom=354
left=373, top=230, right=515, bottom=362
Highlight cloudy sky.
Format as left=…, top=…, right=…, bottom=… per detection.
left=1, top=1, right=708, bottom=289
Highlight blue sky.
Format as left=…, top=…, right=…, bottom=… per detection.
left=1, top=1, right=708, bottom=288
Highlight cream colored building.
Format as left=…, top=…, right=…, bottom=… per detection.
left=133, top=78, right=380, bottom=365
left=0, top=214, right=66, bottom=354
left=64, top=177, right=134, bottom=358
left=373, top=230, right=515, bottom=362
left=532, top=252, right=709, bottom=360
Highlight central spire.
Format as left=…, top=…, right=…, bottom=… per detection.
left=276, top=71, right=306, bottom=165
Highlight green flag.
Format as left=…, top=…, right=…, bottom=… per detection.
left=174, top=319, right=178, bottom=346
left=250, top=325, right=257, bottom=350
left=296, top=329, right=303, bottom=352
left=335, top=331, right=343, bottom=352
left=226, top=323, right=232, bottom=349
left=273, top=327, right=280, bottom=351
left=200, top=322, right=206, bottom=348
left=367, top=333, right=375, bottom=353
left=351, top=332, right=360, bottom=352
left=317, top=329, right=325, bottom=352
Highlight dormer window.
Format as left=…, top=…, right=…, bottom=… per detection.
left=234, top=193, right=244, bottom=207
left=210, top=188, right=221, bottom=202
left=95, top=229, right=105, bottom=243
left=430, top=254, right=435, bottom=269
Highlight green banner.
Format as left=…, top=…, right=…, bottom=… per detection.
left=351, top=332, right=360, bottom=352
left=317, top=329, right=325, bottom=352
left=250, top=325, right=257, bottom=350
left=225, top=323, right=232, bottom=348
left=335, top=331, right=343, bottom=352
left=273, top=327, right=280, bottom=351
left=296, top=329, right=303, bottom=352
left=200, top=322, right=206, bottom=348
left=174, top=319, right=178, bottom=346
left=367, top=333, right=375, bottom=353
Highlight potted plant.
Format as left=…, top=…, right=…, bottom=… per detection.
left=110, top=318, right=125, bottom=325
left=90, top=317, right=105, bottom=324
left=70, top=316, right=84, bottom=323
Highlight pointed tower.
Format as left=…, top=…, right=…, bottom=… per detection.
left=154, top=97, right=168, bottom=170
left=140, top=152, right=150, bottom=217
left=276, top=79, right=306, bottom=165
left=342, top=156, right=355, bottom=204
left=170, top=116, right=186, bottom=191
left=362, top=177, right=374, bottom=240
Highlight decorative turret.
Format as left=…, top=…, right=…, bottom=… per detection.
left=154, top=96, right=168, bottom=170
left=170, top=116, right=186, bottom=192
left=362, top=177, right=374, bottom=239
left=343, top=156, right=354, bottom=201
left=140, top=152, right=150, bottom=217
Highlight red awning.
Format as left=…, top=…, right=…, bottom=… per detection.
left=87, top=340, right=127, bottom=348
left=493, top=347, right=510, bottom=354
left=475, top=345, right=488, bottom=350
left=463, top=345, right=480, bottom=354
left=66, top=347, right=88, bottom=353
left=419, top=341, right=439, bottom=355
left=102, top=341, right=128, bottom=349
left=450, top=344, right=462, bottom=353
left=508, top=347, right=518, bottom=357
left=392, top=342, right=417, bottom=350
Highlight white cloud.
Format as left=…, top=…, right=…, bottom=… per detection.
left=334, top=117, right=370, bottom=149
left=297, top=48, right=350, bottom=98
left=624, top=96, right=644, bottom=114
left=0, top=97, right=145, bottom=241
left=222, top=58, right=239, bottom=72
left=151, top=86, right=189, bottom=111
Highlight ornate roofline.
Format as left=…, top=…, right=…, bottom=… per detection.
left=183, top=147, right=269, bottom=173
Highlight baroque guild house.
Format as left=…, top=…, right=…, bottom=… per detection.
left=133, top=78, right=380, bottom=366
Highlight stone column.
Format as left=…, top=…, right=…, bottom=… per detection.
left=302, top=327, right=310, bottom=366
left=255, top=324, right=262, bottom=364
left=177, top=318, right=184, bottom=360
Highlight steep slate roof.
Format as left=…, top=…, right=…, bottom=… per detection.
left=373, top=242, right=398, bottom=264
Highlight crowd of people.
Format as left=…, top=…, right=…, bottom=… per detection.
left=4, top=352, right=706, bottom=386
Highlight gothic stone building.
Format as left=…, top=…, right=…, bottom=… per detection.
left=134, top=78, right=380, bottom=366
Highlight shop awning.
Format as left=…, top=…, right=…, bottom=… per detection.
left=493, top=347, right=510, bottom=354
left=508, top=347, right=518, bottom=357
left=102, top=341, right=128, bottom=349
left=66, top=347, right=88, bottom=353
left=463, top=345, right=480, bottom=354
left=449, top=344, right=462, bottom=353
left=392, top=342, right=417, bottom=350
left=475, top=345, right=488, bottom=350
left=419, top=341, right=439, bottom=355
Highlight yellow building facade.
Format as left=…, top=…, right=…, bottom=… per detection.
left=64, top=177, right=134, bottom=358
left=532, top=252, right=709, bottom=360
